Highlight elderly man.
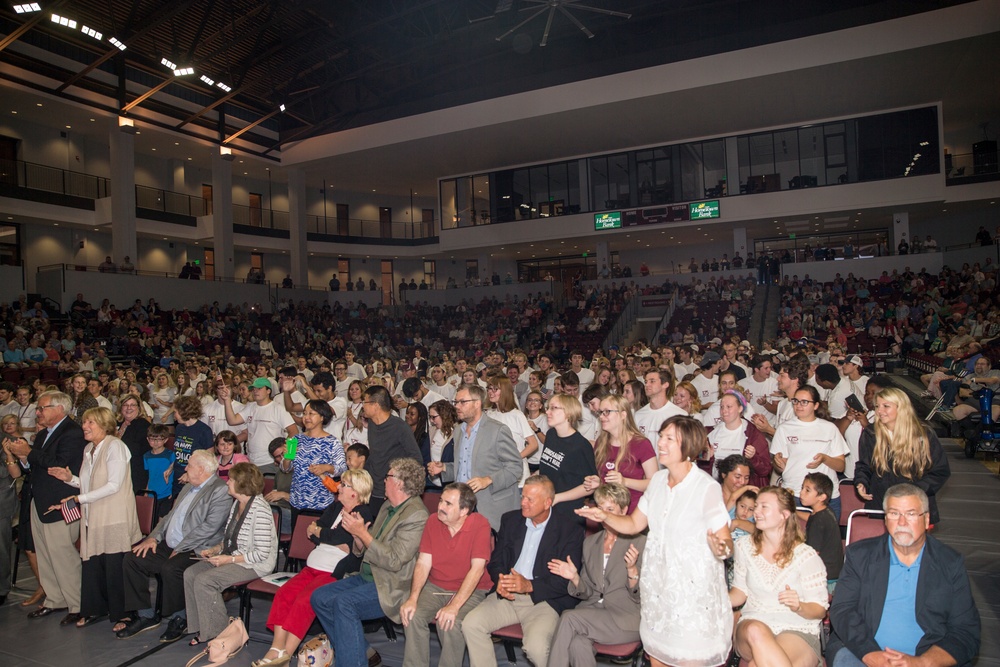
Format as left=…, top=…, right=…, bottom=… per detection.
left=7, top=391, right=86, bottom=623
left=400, top=483, right=493, bottom=667
left=828, top=484, right=980, bottom=667
left=116, top=450, right=230, bottom=641
left=427, top=384, right=522, bottom=530
left=462, top=475, right=584, bottom=667
left=311, top=457, right=429, bottom=667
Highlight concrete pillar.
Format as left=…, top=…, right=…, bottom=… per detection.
left=288, top=167, right=308, bottom=288
left=212, top=152, right=234, bottom=279
left=109, top=125, right=137, bottom=267
left=733, top=227, right=748, bottom=260
left=892, top=212, right=910, bottom=251
left=595, top=241, right=610, bottom=274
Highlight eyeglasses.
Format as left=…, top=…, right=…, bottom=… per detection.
left=885, top=510, right=925, bottom=521
left=596, top=409, right=623, bottom=417
left=36, top=405, right=57, bottom=410
left=452, top=399, right=477, bottom=406
left=789, top=398, right=817, bottom=406
left=385, top=473, right=397, bottom=479
left=428, top=414, right=440, bottom=420
left=547, top=405, right=565, bottom=411
left=340, top=483, right=353, bottom=490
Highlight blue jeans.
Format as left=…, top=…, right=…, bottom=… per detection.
left=832, top=647, right=866, bottom=667
left=311, top=576, right=385, bottom=667
left=939, top=379, right=962, bottom=408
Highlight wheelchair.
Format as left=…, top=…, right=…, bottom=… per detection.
left=962, top=388, right=1000, bottom=459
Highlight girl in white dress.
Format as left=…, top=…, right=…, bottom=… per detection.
left=578, top=415, right=733, bottom=667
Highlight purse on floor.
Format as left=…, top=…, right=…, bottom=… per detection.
left=296, top=633, right=333, bottom=667
left=185, top=617, right=249, bottom=667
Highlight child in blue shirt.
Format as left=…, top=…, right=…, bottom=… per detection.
left=143, top=423, right=174, bottom=517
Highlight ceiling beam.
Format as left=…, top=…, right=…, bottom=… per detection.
left=0, top=0, right=71, bottom=52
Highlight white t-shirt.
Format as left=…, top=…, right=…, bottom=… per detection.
left=691, top=373, right=720, bottom=405
left=826, top=378, right=854, bottom=419
left=674, top=362, right=698, bottom=381
left=486, top=408, right=537, bottom=485
left=430, top=382, right=456, bottom=401
left=578, top=406, right=600, bottom=443
left=239, top=400, right=296, bottom=466
left=741, top=375, right=779, bottom=419
left=700, top=402, right=754, bottom=429
left=847, top=375, right=869, bottom=403
left=202, top=399, right=246, bottom=437
left=346, top=362, right=367, bottom=380
left=526, top=413, right=548, bottom=465
left=842, top=412, right=873, bottom=480
left=328, top=396, right=349, bottom=444
left=575, top=367, right=595, bottom=394
left=707, top=421, right=748, bottom=478
left=770, top=417, right=849, bottom=499
left=634, top=400, right=687, bottom=439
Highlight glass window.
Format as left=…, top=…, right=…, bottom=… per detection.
left=473, top=174, right=490, bottom=225
left=774, top=130, right=801, bottom=189
left=590, top=156, right=611, bottom=211
left=702, top=140, right=726, bottom=198
left=440, top=179, right=457, bottom=229
left=610, top=154, right=630, bottom=207
left=679, top=142, right=703, bottom=201
left=798, top=126, right=825, bottom=186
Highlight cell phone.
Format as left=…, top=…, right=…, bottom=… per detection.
left=846, top=394, right=865, bottom=413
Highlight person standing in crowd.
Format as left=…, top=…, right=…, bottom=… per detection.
left=7, top=391, right=86, bottom=623
left=539, top=394, right=599, bottom=522
left=591, top=394, right=656, bottom=513
left=632, top=369, right=686, bottom=439
left=169, top=395, right=214, bottom=497
left=705, top=390, right=771, bottom=486
left=577, top=416, right=734, bottom=667
left=219, top=378, right=298, bottom=473
left=116, top=395, right=150, bottom=493
left=360, top=385, right=423, bottom=514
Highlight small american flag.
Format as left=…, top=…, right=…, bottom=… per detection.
left=61, top=498, right=81, bottom=524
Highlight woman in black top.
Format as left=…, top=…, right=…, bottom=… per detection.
left=116, top=395, right=151, bottom=493
left=539, top=394, right=599, bottom=522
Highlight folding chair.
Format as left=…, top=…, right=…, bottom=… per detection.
left=845, top=509, right=886, bottom=545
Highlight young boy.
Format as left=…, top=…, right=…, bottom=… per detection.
left=800, top=472, right=844, bottom=593
left=345, top=443, right=369, bottom=471
left=143, top=423, right=174, bottom=517
left=730, top=489, right=757, bottom=540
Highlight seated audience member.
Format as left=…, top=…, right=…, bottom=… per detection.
left=258, top=469, right=373, bottom=665
left=462, top=475, right=585, bottom=667
left=180, top=462, right=277, bottom=644
left=310, top=458, right=429, bottom=667
left=399, top=482, right=493, bottom=667
left=214, top=430, right=249, bottom=480
left=828, top=484, right=981, bottom=667
left=263, top=437, right=294, bottom=531
left=949, top=356, right=1000, bottom=422
left=800, top=472, right=844, bottom=592
left=730, top=487, right=830, bottom=667
left=117, top=450, right=230, bottom=639
left=547, top=483, right=644, bottom=667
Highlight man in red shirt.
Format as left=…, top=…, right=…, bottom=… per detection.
left=399, top=483, right=493, bottom=667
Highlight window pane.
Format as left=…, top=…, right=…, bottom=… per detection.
left=775, top=130, right=801, bottom=189
left=590, top=157, right=610, bottom=210
left=702, top=140, right=726, bottom=198
left=440, top=179, right=457, bottom=229
left=799, top=126, right=825, bottom=186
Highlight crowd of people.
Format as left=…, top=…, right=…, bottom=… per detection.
left=0, top=296, right=983, bottom=667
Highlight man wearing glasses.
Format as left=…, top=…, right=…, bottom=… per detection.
left=427, top=385, right=521, bottom=531
left=828, top=483, right=980, bottom=667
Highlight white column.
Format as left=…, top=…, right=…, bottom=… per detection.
left=288, top=167, right=308, bottom=288
left=212, top=152, right=234, bottom=279
left=108, top=126, right=137, bottom=265
left=595, top=241, right=610, bottom=274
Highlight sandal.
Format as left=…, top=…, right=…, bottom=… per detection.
left=76, top=614, right=108, bottom=628
left=112, top=618, right=133, bottom=634
left=251, top=648, right=289, bottom=667
left=189, top=636, right=204, bottom=647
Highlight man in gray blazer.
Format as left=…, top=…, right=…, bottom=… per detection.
left=429, top=384, right=522, bottom=530
left=117, top=450, right=231, bottom=639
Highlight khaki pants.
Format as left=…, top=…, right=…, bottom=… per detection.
left=31, top=503, right=82, bottom=613
left=462, top=592, right=559, bottom=667
left=402, top=582, right=486, bottom=667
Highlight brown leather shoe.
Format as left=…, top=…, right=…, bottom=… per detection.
left=367, top=648, right=381, bottom=667
left=27, top=606, right=66, bottom=619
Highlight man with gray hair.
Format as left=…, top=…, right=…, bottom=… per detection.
left=6, top=391, right=86, bottom=622
left=117, top=449, right=230, bottom=640
left=828, top=483, right=980, bottom=667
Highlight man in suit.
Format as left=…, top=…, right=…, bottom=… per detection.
left=311, top=457, right=429, bottom=667
left=428, top=384, right=522, bottom=530
left=462, top=475, right=585, bottom=667
left=828, top=483, right=980, bottom=667
left=547, top=483, right=645, bottom=667
left=116, top=450, right=231, bottom=640
left=7, top=391, right=86, bottom=623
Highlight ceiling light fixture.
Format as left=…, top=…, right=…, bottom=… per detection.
left=160, top=58, right=176, bottom=70
left=173, top=67, right=194, bottom=77
left=279, top=103, right=286, bottom=112
left=80, top=25, right=102, bottom=40
left=13, top=3, right=41, bottom=13
left=216, top=81, right=232, bottom=93
left=50, top=13, right=77, bottom=29
left=199, top=74, right=215, bottom=86
left=109, top=36, right=126, bottom=50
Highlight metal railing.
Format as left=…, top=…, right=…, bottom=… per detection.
left=946, top=151, right=999, bottom=181
left=37, top=262, right=269, bottom=285
left=602, top=292, right=642, bottom=351
left=135, top=185, right=208, bottom=217
left=0, top=158, right=109, bottom=199
left=306, top=215, right=436, bottom=240
left=233, top=203, right=289, bottom=230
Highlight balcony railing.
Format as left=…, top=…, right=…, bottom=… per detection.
left=233, top=203, right=289, bottom=230
left=946, top=151, right=1000, bottom=184
left=0, top=158, right=109, bottom=199
left=306, top=215, right=436, bottom=240
left=135, top=185, right=209, bottom=217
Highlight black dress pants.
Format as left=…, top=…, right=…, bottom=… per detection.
left=122, top=541, right=197, bottom=618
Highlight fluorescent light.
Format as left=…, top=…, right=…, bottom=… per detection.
left=81, top=25, right=102, bottom=40
left=51, top=14, right=78, bottom=29
left=216, top=81, right=232, bottom=92
left=279, top=103, right=286, bottom=112
left=199, top=74, right=214, bottom=86
left=109, top=36, right=127, bottom=50
left=173, top=67, right=194, bottom=76
left=160, top=58, right=176, bottom=70
left=13, top=3, right=41, bottom=13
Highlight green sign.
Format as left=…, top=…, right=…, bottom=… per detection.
left=594, top=211, right=622, bottom=230
left=689, top=200, right=720, bottom=220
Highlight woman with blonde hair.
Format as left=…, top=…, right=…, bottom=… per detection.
left=486, top=376, right=539, bottom=486
left=540, top=393, right=599, bottom=521
left=590, top=393, right=656, bottom=512
left=855, top=386, right=950, bottom=524
left=729, top=487, right=829, bottom=667
left=47, top=407, right=141, bottom=629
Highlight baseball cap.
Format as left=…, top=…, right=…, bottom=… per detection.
left=398, top=361, right=412, bottom=371
left=250, top=377, right=272, bottom=391
left=710, top=337, right=723, bottom=345
left=699, top=351, right=722, bottom=369
left=845, top=355, right=863, bottom=366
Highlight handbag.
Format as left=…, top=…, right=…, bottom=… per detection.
left=296, top=633, right=333, bottom=667
left=185, top=617, right=249, bottom=667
